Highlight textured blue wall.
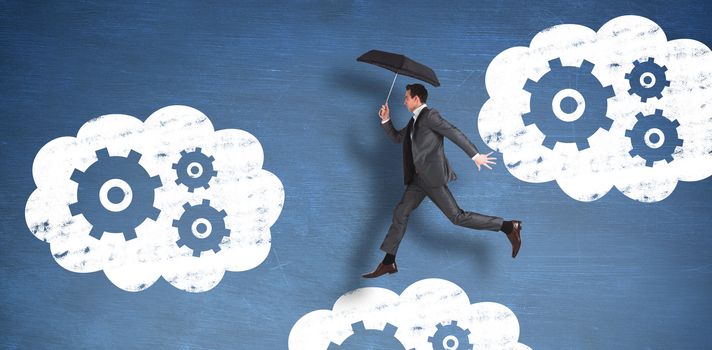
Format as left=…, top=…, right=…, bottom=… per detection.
left=2, top=1, right=711, bottom=349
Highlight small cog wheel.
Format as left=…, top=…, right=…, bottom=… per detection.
left=69, top=148, right=162, bottom=240
left=523, top=58, right=615, bottom=150
left=427, top=320, right=473, bottom=350
left=172, top=199, right=229, bottom=257
left=625, top=109, right=683, bottom=167
left=172, top=147, right=218, bottom=192
left=625, top=57, right=670, bottom=102
left=327, top=321, right=411, bottom=350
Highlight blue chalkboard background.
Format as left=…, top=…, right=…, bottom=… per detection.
left=2, top=1, right=711, bottom=349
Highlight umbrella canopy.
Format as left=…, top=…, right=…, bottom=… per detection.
left=357, top=49, right=440, bottom=103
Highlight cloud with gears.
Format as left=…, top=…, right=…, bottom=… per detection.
left=25, top=105, right=284, bottom=292
left=289, top=278, right=530, bottom=350
left=478, top=15, right=712, bottom=202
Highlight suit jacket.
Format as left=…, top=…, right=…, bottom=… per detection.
left=382, top=107, right=479, bottom=187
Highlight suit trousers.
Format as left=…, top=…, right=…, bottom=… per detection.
left=380, top=174, right=504, bottom=255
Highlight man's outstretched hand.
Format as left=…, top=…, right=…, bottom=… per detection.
left=474, top=152, right=497, bottom=171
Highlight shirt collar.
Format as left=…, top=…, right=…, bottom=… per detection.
left=412, top=103, right=427, bottom=121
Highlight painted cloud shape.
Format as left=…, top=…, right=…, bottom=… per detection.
left=478, top=15, right=712, bottom=202
left=25, top=105, right=284, bottom=292
left=289, top=278, right=531, bottom=350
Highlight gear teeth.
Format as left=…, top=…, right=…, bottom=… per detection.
left=180, top=150, right=187, bottom=156
left=383, top=323, right=398, bottom=336
left=580, top=60, right=594, bottom=72
left=351, top=321, right=366, bottom=332
left=123, top=228, right=137, bottom=240
left=69, top=202, right=81, bottom=216
left=70, top=169, right=84, bottom=183
left=639, top=96, right=648, bottom=102
left=89, top=226, right=104, bottom=239
left=175, top=178, right=182, bottom=185
left=195, top=147, right=202, bottom=152
left=648, top=57, right=655, bottom=63
left=633, top=60, right=641, bottom=67
left=182, top=202, right=191, bottom=211
left=148, top=206, right=160, bottom=220
left=664, top=80, right=671, bottom=87
left=522, top=112, right=535, bottom=126
left=127, top=150, right=141, bottom=161
left=627, top=88, right=635, bottom=95
left=629, top=149, right=639, bottom=157
left=176, top=237, right=185, bottom=246
left=187, top=187, right=195, bottom=193
left=211, top=170, right=218, bottom=177
left=523, top=78, right=536, bottom=92
left=202, top=199, right=210, bottom=206
left=645, top=159, right=655, bottom=167
left=171, top=163, right=178, bottom=169
left=600, top=116, right=614, bottom=130
left=208, top=155, right=215, bottom=161
left=213, top=246, right=221, bottom=253
left=172, top=219, right=180, bottom=227
left=436, top=323, right=444, bottom=330
left=96, top=148, right=110, bottom=159
left=654, top=109, right=664, bottom=117
left=574, top=139, right=590, bottom=150
left=656, top=93, right=663, bottom=99
left=452, top=321, right=458, bottom=326
left=625, top=129, right=634, bottom=138
left=220, top=210, right=227, bottom=218
left=542, top=136, right=556, bottom=149
left=671, top=120, right=680, bottom=127
left=624, top=73, right=631, bottom=79
left=192, top=249, right=201, bottom=257
left=604, top=85, right=615, bottom=99
left=665, top=155, right=674, bottom=162
left=204, top=184, right=211, bottom=190
left=636, top=112, right=645, bottom=121
left=150, top=175, right=162, bottom=188
left=548, top=58, right=562, bottom=68
left=676, top=139, right=684, bottom=147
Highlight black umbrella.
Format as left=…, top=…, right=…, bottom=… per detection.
left=357, top=49, right=440, bottom=104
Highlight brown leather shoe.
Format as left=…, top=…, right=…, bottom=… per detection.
left=361, top=262, right=398, bottom=278
left=506, top=220, right=522, bottom=258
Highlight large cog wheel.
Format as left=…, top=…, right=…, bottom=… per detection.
left=625, top=57, right=670, bottom=102
left=69, top=148, right=162, bottom=240
left=523, top=58, right=615, bottom=150
left=172, top=147, right=218, bottom=192
left=327, top=321, right=411, bottom=350
left=427, top=320, right=473, bottom=350
left=172, top=199, right=229, bottom=257
left=625, top=109, right=683, bottom=167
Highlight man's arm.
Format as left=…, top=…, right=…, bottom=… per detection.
left=424, top=109, right=479, bottom=157
left=425, top=109, right=497, bottom=170
left=379, top=104, right=406, bottom=144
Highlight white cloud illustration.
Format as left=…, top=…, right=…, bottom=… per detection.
left=25, top=105, right=284, bottom=292
left=478, top=15, right=712, bottom=202
left=289, top=278, right=531, bottom=350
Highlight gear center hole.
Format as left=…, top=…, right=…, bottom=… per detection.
left=191, top=218, right=212, bottom=239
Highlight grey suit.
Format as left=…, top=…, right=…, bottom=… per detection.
left=379, top=107, right=503, bottom=255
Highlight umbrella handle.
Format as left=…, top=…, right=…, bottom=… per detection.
left=385, top=72, right=398, bottom=105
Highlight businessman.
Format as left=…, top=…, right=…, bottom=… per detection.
left=362, top=83, right=522, bottom=278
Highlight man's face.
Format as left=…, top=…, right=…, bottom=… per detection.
left=404, top=89, right=421, bottom=112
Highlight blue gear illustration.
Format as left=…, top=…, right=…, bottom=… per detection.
left=172, top=147, right=218, bottom=192
left=523, top=58, right=615, bottom=150
left=625, top=57, right=670, bottom=102
left=625, top=109, right=683, bottom=167
left=327, top=321, right=411, bottom=350
left=69, top=148, right=161, bottom=240
left=427, top=320, right=473, bottom=350
left=172, top=199, right=229, bottom=257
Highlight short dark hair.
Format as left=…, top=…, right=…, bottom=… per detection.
left=406, top=83, right=428, bottom=103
